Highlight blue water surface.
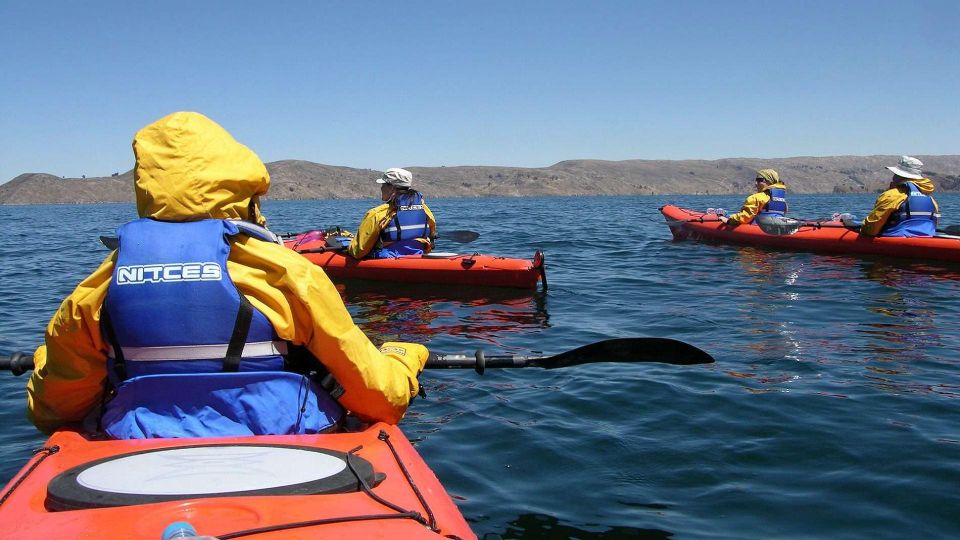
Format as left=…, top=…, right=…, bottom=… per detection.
left=1, top=194, right=959, bottom=539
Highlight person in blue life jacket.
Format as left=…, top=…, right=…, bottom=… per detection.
left=720, top=169, right=788, bottom=226
left=345, top=168, right=437, bottom=259
left=26, top=112, right=430, bottom=439
left=858, top=156, right=940, bottom=237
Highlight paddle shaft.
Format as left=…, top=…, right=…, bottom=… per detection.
left=102, top=230, right=481, bottom=251
left=282, top=229, right=480, bottom=244
left=2, top=338, right=714, bottom=377
left=1, top=351, right=32, bottom=376
left=296, top=245, right=347, bottom=255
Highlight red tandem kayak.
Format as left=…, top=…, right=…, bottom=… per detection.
left=286, top=232, right=547, bottom=289
left=0, top=422, right=475, bottom=540
left=661, top=204, right=960, bottom=263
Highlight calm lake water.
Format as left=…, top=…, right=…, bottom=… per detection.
left=2, top=194, right=959, bottom=539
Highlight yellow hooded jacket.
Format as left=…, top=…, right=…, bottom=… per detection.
left=27, top=112, right=429, bottom=433
left=860, top=178, right=939, bottom=236
left=727, top=170, right=787, bottom=225
left=347, top=198, right=437, bottom=259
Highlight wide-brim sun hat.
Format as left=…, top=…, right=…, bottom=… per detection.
left=886, top=156, right=924, bottom=180
left=376, top=167, right=413, bottom=188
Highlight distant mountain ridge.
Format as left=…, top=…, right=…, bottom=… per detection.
left=2, top=155, right=959, bottom=205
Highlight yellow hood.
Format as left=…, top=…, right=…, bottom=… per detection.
left=133, top=112, right=269, bottom=225
left=900, top=177, right=936, bottom=194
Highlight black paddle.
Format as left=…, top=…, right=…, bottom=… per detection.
left=100, top=235, right=119, bottom=250
left=281, top=229, right=481, bottom=243
left=428, top=338, right=715, bottom=375
left=434, top=230, right=480, bottom=243
left=1, top=351, right=32, bottom=376
left=101, top=230, right=481, bottom=251
left=1, top=338, right=714, bottom=376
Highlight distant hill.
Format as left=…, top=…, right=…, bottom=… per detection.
left=2, top=155, right=959, bottom=205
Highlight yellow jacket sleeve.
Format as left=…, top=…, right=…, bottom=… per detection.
left=861, top=188, right=906, bottom=236
left=229, top=238, right=428, bottom=423
left=727, top=191, right=770, bottom=225
left=347, top=203, right=391, bottom=259
left=27, top=254, right=115, bottom=434
left=423, top=201, right=437, bottom=240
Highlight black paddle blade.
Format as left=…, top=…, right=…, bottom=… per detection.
left=436, top=230, right=480, bottom=243
left=530, top=338, right=715, bottom=368
left=100, top=235, right=119, bottom=250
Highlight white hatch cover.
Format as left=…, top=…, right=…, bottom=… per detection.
left=46, top=444, right=378, bottom=510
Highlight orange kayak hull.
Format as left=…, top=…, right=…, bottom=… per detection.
left=287, top=239, right=546, bottom=289
left=0, top=423, right=475, bottom=540
left=661, top=205, right=960, bottom=262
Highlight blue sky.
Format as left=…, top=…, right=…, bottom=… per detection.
left=1, top=0, right=957, bottom=183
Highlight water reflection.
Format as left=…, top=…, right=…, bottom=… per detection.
left=858, top=259, right=960, bottom=286
left=729, top=248, right=805, bottom=363
left=483, top=512, right=673, bottom=540
left=336, top=281, right=550, bottom=348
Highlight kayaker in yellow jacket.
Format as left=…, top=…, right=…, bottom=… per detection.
left=721, top=169, right=788, bottom=225
left=859, top=156, right=940, bottom=237
left=27, top=111, right=429, bottom=435
left=346, top=168, right=437, bottom=259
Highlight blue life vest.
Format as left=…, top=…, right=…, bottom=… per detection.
left=757, top=187, right=787, bottom=218
left=374, top=191, right=430, bottom=258
left=882, top=182, right=938, bottom=237
left=100, top=218, right=343, bottom=439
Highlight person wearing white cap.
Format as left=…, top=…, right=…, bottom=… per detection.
left=859, top=156, right=940, bottom=237
left=346, top=167, right=437, bottom=259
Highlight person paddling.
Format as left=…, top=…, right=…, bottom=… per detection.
left=26, top=112, right=430, bottom=439
left=345, top=168, right=437, bottom=259
left=857, top=156, right=940, bottom=237
left=720, top=169, right=787, bottom=226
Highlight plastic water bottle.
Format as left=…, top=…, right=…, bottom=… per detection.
left=161, top=521, right=220, bottom=540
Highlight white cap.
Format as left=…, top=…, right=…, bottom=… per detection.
left=886, top=156, right=924, bottom=180
left=376, top=168, right=413, bottom=188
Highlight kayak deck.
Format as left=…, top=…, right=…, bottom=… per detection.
left=661, top=205, right=960, bottom=263
left=0, top=423, right=475, bottom=540
left=286, top=235, right=546, bottom=289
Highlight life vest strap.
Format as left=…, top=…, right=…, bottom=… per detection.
left=101, top=308, right=127, bottom=381
left=224, top=293, right=255, bottom=372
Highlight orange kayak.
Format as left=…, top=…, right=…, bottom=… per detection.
left=661, top=205, right=960, bottom=262
left=286, top=235, right=546, bottom=289
left=0, top=423, right=475, bottom=540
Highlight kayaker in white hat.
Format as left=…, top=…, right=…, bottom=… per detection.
left=345, top=167, right=437, bottom=259
left=27, top=112, right=430, bottom=438
left=859, top=156, right=939, bottom=237
left=720, top=169, right=788, bottom=226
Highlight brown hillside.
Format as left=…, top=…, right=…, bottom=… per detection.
left=2, top=155, right=959, bottom=205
